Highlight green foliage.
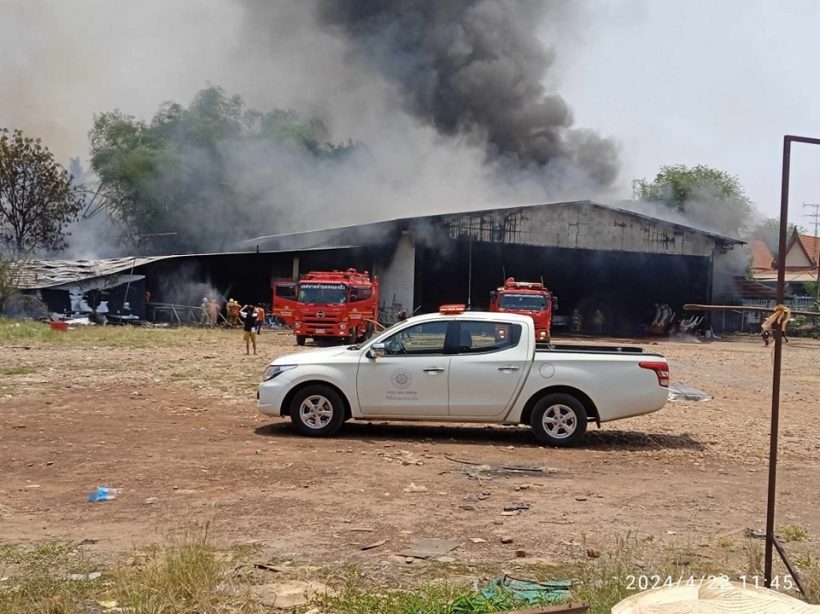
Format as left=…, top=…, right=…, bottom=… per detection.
left=634, top=164, right=753, bottom=236
left=90, top=85, right=357, bottom=252
left=804, top=280, right=818, bottom=302
left=0, top=128, right=84, bottom=254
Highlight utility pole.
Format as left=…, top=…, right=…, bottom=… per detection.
left=804, top=202, right=820, bottom=306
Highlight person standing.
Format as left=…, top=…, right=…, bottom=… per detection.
left=200, top=297, right=210, bottom=325
left=571, top=308, right=583, bottom=333
left=255, top=304, right=265, bottom=334
left=209, top=298, right=219, bottom=327
left=239, top=304, right=258, bottom=355
left=593, top=309, right=606, bottom=335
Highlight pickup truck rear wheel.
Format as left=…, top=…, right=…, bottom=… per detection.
left=530, top=393, right=587, bottom=447
left=296, top=335, right=306, bottom=346
left=290, top=385, right=345, bottom=437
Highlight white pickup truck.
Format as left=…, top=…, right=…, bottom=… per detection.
left=257, top=310, right=670, bottom=446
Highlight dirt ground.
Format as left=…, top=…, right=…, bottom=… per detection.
left=2, top=325, right=819, bottom=578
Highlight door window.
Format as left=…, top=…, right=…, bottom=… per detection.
left=381, top=322, right=449, bottom=356
left=456, top=321, right=522, bottom=353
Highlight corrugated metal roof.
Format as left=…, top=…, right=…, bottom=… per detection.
left=12, top=245, right=355, bottom=290
left=242, top=200, right=745, bottom=252
left=13, top=257, right=167, bottom=290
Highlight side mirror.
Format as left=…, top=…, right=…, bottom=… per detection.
left=367, top=342, right=386, bottom=359
left=552, top=296, right=559, bottom=312
left=489, top=291, right=497, bottom=299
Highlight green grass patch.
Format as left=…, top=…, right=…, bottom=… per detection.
left=0, top=317, right=236, bottom=349
left=780, top=525, right=810, bottom=542
left=0, top=366, right=36, bottom=376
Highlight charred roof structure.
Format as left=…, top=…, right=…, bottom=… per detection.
left=16, top=201, right=743, bottom=334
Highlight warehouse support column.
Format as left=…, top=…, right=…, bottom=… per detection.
left=291, top=256, right=300, bottom=281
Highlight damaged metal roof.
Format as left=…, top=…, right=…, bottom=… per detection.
left=12, top=257, right=169, bottom=290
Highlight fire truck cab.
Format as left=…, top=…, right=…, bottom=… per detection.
left=489, top=277, right=554, bottom=342
left=273, top=269, right=379, bottom=346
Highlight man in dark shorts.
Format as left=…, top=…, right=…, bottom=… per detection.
left=239, top=304, right=258, bottom=355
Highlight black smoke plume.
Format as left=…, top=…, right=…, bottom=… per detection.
left=316, top=0, right=619, bottom=187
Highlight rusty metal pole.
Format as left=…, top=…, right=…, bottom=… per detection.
left=765, top=135, right=820, bottom=586
left=764, top=135, right=791, bottom=586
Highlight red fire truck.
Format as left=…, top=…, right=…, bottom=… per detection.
left=272, top=269, right=379, bottom=346
left=489, top=277, right=555, bottom=342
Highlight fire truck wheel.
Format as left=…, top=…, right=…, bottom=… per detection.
left=296, top=335, right=306, bottom=346
left=289, top=385, right=345, bottom=437
left=529, top=393, right=587, bottom=447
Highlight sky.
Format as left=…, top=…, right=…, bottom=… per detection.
left=1, top=0, right=819, bottom=234
left=553, top=0, right=820, bottom=229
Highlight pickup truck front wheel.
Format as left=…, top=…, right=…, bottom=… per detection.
left=290, top=385, right=345, bottom=437
left=530, top=393, right=587, bottom=447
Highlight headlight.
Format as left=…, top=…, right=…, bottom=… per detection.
left=339, top=323, right=347, bottom=329
left=262, top=364, right=297, bottom=381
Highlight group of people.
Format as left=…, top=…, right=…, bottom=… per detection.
left=199, top=297, right=221, bottom=327
left=571, top=308, right=606, bottom=334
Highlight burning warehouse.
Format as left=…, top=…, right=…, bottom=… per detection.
left=15, top=200, right=743, bottom=335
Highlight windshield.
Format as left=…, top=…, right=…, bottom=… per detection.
left=297, top=283, right=347, bottom=304
left=499, top=293, right=548, bottom=311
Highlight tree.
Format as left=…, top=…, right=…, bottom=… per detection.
left=89, top=86, right=358, bottom=253
left=634, top=164, right=754, bottom=236
left=0, top=128, right=84, bottom=254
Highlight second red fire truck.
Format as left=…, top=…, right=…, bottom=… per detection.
left=489, top=277, right=555, bottom=342
left=272, top=269, right=379, bottom=346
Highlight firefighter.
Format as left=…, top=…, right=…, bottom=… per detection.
left=200, top=297, right=210, bottom=325
left=593, top=309, right=606, bottom=335
left=239, top=304, right=258, bottom=354
left=571, top=308, right=583, bottom=333
left=397, top=307, right=408, bottom=322
left=209, top=297, right=219, bottom=327
left=228, top=298, right=241, bottom=327
left=255, top=304, right=265, bottom=334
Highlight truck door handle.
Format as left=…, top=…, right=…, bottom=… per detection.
left=423, top=367, right=445, bottom=374
left=498, top=365, right=520, bottom=372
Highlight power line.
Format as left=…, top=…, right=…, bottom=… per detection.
left=803, top=202, right=820, bottom=304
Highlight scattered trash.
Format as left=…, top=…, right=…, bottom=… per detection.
left=255, top=563, right=288, bottom=573
left=78, top=538, right=98, bottom=546
left=745, top=528, right=766, bottom=539
left=87, top=487, right=119, bottom=503
left=515, top=549, right=527, bottom=558
left=586, top=547, right=601, bottom=559
left=347, top=527, right=374, bottom=532
left=668, top=383, right=712, bottom=402
left=403, top=482, right=428, bottom=493
left=144, top=497, right=158, bottom=505
left=398, top=538, right=462, bottom=560
left=361, top=539, right=388, bottom=551
left=504, top=503, right=530, bottom=512
left=474, top=575, right=573, bottom=607
left=96, top=599, right=119, bottom=610
left=460, top=504, right=477, bottom=511
left=575, top=496, right=588, bottom=502
left=470, top=538, right=487, bottom=544
left=436, top=555, right=456, bottom=563
left=465, top=492, right=491, bottom=501
left=69, top=571, right=102, bottom=581
left=501, top=536, right=514, bottom=544
left=251, top=580, right=332, bottom=608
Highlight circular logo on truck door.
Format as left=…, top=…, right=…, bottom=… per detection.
left=391, top=369, right=413, bottom=390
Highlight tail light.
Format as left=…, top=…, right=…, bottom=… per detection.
left=639, top=361, right=670, bottom=388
